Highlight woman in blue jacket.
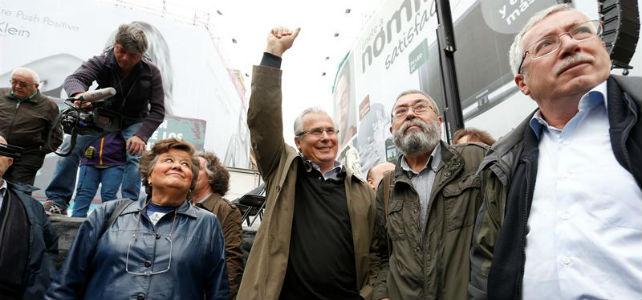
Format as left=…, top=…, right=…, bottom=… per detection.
left=47, top=138, right=229, bottom=299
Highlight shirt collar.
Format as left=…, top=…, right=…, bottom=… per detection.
left=302, top=157, right=345, bottom=181
left=0, top=180, right=6, bottom=195
left=128, top=197, right=199, bottom=218
left=529, top=81, right=607, bottom=140
left=8, top=90, right=40, bottom=103
left=400, top=143, right=442, bottom=175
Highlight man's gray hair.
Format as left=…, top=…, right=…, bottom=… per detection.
left=391, top=89, right=440, bottom=119
left=509, top=4, right=573, bottom=75
left=11, top=67, right=40, bottom=85
left=293, top=107, right=336, bottom=136
left=115, top=23, right=148, bottom=54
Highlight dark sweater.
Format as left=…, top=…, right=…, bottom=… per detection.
left=279, top=161, right=361, bottom=300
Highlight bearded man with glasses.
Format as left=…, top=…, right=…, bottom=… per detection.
left=470, top=4, right=642, bottom=299
left=0, top=67, right=62, bottom=187
left=368, top=90, right=487, bottom=300
left=238, top=27, right=376, bottom=300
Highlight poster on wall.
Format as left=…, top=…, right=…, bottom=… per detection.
left=333, top=54, right=358, bottom=146
left=334, top=0, right=560, bottom=175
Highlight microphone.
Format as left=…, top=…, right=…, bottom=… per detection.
left=73, top=87, right=116, bottom=103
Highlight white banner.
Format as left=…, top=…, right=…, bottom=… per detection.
left=0, top=0, right=251, bottom=169
left=334, top=0, right=581, bottom=175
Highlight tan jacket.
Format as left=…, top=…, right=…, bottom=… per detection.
left=238, top=65, right=376, bottom=300
left=196, top=193, right=244, bottom=298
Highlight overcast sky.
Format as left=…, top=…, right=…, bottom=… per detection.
left=127, top=0, right=385, bottom=145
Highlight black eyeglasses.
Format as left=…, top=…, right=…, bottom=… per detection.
left=517, top=20, right=602, bottom=74
left=296, top=127, right=339, bottom=137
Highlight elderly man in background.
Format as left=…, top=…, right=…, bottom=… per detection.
left=193, top=151, right=243, bottom=298
left=238, top=27, right=375, bottom=300
left=369, top=90, right=486, bottom=300
left=452, top=128, right=496, bottom=146
left=0, top=136, right=58, bottom=299
left=366, top=162, right=395, bottom=190
left=0, top=67, right=62, bottom=186
left=470, top=4, right=642, bottom=299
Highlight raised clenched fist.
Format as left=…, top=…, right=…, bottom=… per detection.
left=265, top=27, right=301, bottom=57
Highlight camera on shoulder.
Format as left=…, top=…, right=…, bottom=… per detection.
left=59, top=106, right=122, bottom=136
left=47, top=87, right=122, bottom=156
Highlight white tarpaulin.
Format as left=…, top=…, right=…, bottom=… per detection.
left=0, top=0, right=253, bottom=200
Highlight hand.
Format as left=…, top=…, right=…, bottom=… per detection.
left=71, top=92, right=93, bottom=110
left=126, top=135, right=146, bottom=156
left=265, top=27, right=301, bottom=57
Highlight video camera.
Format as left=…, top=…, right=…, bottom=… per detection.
left=47, top=87, right=122, bottom=156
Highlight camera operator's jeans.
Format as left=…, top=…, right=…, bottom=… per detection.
left=70, top=164, right=124, bottom=217
left=45, top=123, right=143, bottom=207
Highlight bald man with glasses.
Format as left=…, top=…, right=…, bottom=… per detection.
left=0, top=67, right=62, bottom=187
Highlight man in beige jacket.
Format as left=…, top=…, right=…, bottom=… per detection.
left=238, top=27, right=376, bottom=300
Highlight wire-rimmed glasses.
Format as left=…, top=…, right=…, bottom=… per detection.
left=125, top=210, right=177, bottom=276
left=517, top=20, right=602, bottom=74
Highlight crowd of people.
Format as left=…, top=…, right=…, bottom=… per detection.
left=0, top=3, right=640, bottom=299
left=0, top=23, right=241, bottom=299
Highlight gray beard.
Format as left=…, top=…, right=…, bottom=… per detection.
left=393, top=119, right=441, bottom=156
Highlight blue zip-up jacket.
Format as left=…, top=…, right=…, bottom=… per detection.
left=47, top=198, right=229, bottom=300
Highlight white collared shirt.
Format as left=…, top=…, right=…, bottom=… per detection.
left=304, top=159, right=344, bottom=181
left=0, top=180, right=6, bottom=213
left=523, top=82, right=642, bottom=299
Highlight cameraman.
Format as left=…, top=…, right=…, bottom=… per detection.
left=44, top=23, right=165, bottom=215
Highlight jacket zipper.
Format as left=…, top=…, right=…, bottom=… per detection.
left=515, top=158, right=533, bottom=299
left=6, top=100, right=21, bottom=141
left=619, top=94, right=636, bottom=170
left=99, top=137, right=105, bottom=166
